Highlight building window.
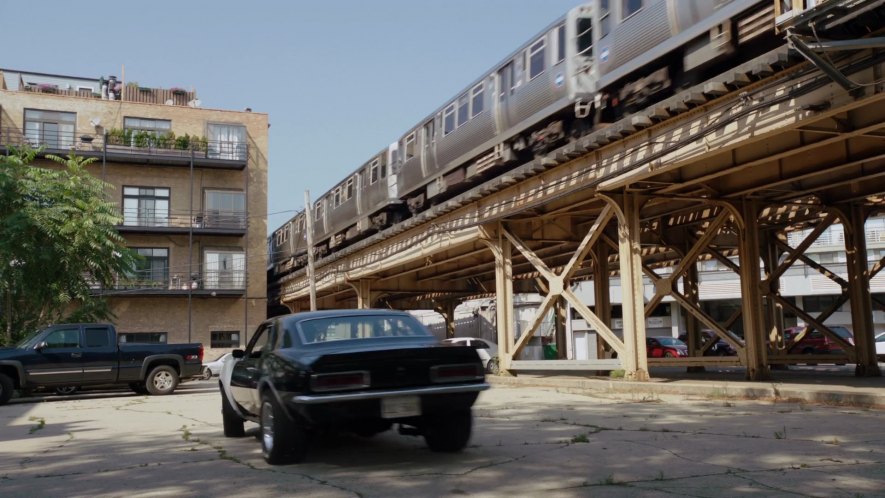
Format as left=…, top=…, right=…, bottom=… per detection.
left=211, top=331, right=240, bottom=348
left=470, top=83, right=484, bottom=117
left=123, top=186, right=170, bottom=227
left=123, top=117, right=172, bottom=141
left=207, top=123, right=247, bottom=160
left=204, top=190, right=245, bottom=228
left=24, top=109, right=75, bottom=149
left=128, top=247, right=169, bottom=287
left=119, top=332, right=168, bottom=344
left=443, top=104, right=456, bottom=135
left=204, top=250, right=245, bottom=289
left=623, top=0, right=643, bottom=19
left=529, top=38, right=546, bottom=80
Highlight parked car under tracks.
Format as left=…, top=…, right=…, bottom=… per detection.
left=219, top=309, right=489, bottom=464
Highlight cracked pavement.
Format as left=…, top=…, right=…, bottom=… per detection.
left=1, top=381, right=883, bottom=497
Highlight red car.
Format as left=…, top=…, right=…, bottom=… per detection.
left=785, top=326, right=853, bottom=355
left=646, top=337, right=688, bottom=358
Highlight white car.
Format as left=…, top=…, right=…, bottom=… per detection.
left=876, top=332, right=885, bottom=362
left=201, top=352, right=232, bottom=379
left=441, top=337, right=499, bottom=374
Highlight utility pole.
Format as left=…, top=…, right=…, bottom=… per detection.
left=304, top=190, right=318, bottom=311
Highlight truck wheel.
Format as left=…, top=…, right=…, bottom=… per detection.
left=423, top=408, right=472, bottom=452
left=145, top=365, right=179, bottom=395
left=486, top=357, right=500, bottom=375
left=55, top=386, right=79, bottom=395
left=129, top=382, right=149, bottom=395
left=0, top=373, right=14, bottom=405
left=221, top=385, right=245, bottom=437
left=260, top=391, right=307, bottom=464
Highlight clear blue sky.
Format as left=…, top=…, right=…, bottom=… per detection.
left=0, top=0, right=583, bottom=233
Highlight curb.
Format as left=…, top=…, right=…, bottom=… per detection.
left=487, top=375, right=885, bottom=409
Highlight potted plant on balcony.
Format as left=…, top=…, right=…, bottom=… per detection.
left=170, top=87, right=187, bottom=96
left=37, top=83, right=58, bottom=94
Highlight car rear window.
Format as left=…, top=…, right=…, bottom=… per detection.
left=295, top=315, right=432, bottom=345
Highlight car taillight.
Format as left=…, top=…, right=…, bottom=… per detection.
left=310, top=371, right=370, bottom=392
left=429, top=363, right=483, bottom=383
left=198, top=344, right=204, bottom=362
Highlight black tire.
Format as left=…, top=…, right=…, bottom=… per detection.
left=201, top=367, right=212, bottom=381
left=486, top=357, right=500, bottom=375
left=129, top=382, right=149, bottom=395
left=145, top=365, right=179, bottom=395
left=664, top=351, right=675, bottom=358
left=0, top=373, right=14, bottom=405
left=260, top=391, right=308, bottom=465
left=423, top=408, right=473, bottom=453
left=54, top=386, right=79, bottom=395
left=221, top=385, right=246, bottom=438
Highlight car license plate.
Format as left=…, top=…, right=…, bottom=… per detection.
left=381, top=396, right=421, bottom=419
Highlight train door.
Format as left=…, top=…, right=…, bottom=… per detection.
left=386, top=142, right=399, bottom=200
left=421, top=119, right=436, bottom=174
left=496, top=62, right=512, bottom=132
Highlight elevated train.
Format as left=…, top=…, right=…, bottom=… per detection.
left=270, top=0, right=783, bottom=283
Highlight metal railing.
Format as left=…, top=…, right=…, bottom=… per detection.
left=119, top=209, right=247, bottom=230
left=0, top=127, right=248, bottom=162
left=20, top=84, right=197, bottom=106
left=92, top=269, right=246, bottom=292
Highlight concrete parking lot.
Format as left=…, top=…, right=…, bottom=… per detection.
left=1, top=380, right=884, bottom=497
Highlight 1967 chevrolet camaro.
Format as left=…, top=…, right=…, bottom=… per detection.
left=219, top=309, right=490, bottom=464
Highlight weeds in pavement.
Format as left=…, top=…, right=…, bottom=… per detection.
left=655, top=471, right=665, bottom=481
left=610, top=370, right=626, bottom=379
left=571, top=434, right=590, bottom=443
left=28, top=417, right=45, bottom=434
left=774, top=426, right=787, bottom=439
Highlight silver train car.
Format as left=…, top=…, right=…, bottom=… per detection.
left=270, top=0, right=776, bottom=280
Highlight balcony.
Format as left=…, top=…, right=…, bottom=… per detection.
left=91, top=270, right=245, bottom=297
left=0, top=127, right=248, bottom=169
left=117, top=209, right=247, bottom=236
left=20, top=82, right=197, bottom=107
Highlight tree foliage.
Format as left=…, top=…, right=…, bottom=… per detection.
left=0, top=148, right=137, bottom=345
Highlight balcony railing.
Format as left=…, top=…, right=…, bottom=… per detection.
left=119, top=209, right=247, bottom=231
left=20, top=83, right=197, bottom=106
left=91, top=269, right=246, bottom=294
left=0, top=127, right=248, bottom=163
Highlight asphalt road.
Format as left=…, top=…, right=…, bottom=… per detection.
left=1, top=380, right=884, bottom=497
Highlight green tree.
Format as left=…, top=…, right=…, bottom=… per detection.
left=0, top=148, right=138, bottom=345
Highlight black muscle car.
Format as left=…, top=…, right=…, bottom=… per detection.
left=219, top=309, right=490, bottom=464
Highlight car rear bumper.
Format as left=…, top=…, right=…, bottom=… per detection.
left=291, top=382, right=490, bottom=404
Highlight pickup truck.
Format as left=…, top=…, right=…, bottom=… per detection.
left=0, top=323, right=203, bottom=405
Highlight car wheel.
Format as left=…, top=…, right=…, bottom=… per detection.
left=54, top=386, right=79, bottom=395
left=486, top=357, right=500, bottom=375
left=0, top=373, right=14, bottom=405
left=221, top=384, right=245, bottom=438
left=423, top=408, right=472, bottom=453
left=145, top=365, right=179, bottom=395
left=260, top=391, right=308, bottom=465
left=201, top=367, right=212, bottom=381
left=664, top=351, right=675, bottom=358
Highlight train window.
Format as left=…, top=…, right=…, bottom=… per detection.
left=370, top=160, right=379, bottom=184
left=457, top=94, right=469, bottom=127
left=577, top=18, right=593, bottom=56
left=346, top=177, right=354, bottom=200
left=443, top=104, right=456, bottom=135
left=599, top=0, right=610, bottom=37
left=471, top=83, right=484, bottom=117
left=510, top=56, right=524, bottom=94
left=405, top=133, right=416, bottom=160
left=622, top=0, right=642, bottom=19
left=529, top=38, right=546, bottom=80
left=359, top=168, right=367, bottom=189
left=315, top=201, right=323, bottom=221
left=380, top=160, right=387, bottom=178
left=423, top=120, right=435, bottom=150
left=555, top=25, right=566, bottom=63
left=333, top=187, right=341, bottom=207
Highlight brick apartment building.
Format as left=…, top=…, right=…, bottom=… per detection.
left=0, top=69, right=267, bottom=358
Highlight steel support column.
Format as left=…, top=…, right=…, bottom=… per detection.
left=592, top=244, right=612, bottom=363
left=737, top=200, right=771, bottom=381
left=481, top=224, right=515, bottom=372
left=554, top=298, right=567, bottom=359
left=682, top=240, right=703, bottom=372
left=607, top=193, right=649, bottom=381
left=348, top=279, right=374, bottom=309
left=761, top=230, right=787, bottom=359
left=843, top=204, right=882, bottom=377
left=434, top=301, right=457, bottom=339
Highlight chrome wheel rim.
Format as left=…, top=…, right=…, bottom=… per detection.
left=153, top=371, right=174, bottom=390
left=261, top=400, right=274, bottom=454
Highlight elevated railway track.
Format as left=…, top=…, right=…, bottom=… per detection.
left=277, top=2, right=885, bottom=381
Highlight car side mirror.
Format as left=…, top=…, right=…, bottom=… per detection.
left=34, top=341, right=48, bottom=352
left=231, top=349, right=245, bottom=359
